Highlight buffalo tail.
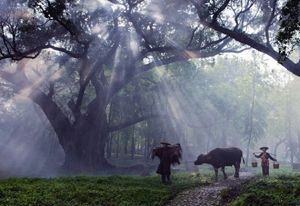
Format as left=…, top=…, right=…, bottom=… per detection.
left=242, top=156, right=245, bottom=164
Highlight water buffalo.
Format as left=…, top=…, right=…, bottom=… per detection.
left=194, top=147, right=244, bottom=180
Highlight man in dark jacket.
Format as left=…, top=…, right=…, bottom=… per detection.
left=152, top=142, right=182, bottom=184
left=253, top=146, right=277, bottom=176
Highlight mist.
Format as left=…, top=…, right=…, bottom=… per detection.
left=0, top=97, right=64, bottom=177
left=0, top=51, right=298, bottom=176
left=0, top=0, right=299, bottom=177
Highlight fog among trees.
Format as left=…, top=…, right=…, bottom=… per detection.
left=0, top=0, right=299, bottom=176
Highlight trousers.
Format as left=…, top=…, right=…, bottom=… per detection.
left=262, top=165, right=269, bottom=176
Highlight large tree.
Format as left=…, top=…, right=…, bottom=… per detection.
left=0, top=0, right=234, bottom=172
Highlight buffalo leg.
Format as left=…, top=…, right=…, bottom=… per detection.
left=221, top=167, right=227, bottom=179
left=214, top=168, right=218, bottom=181
left=161, top=175, right=167, bottom=184
left=234, top=163, right=240, bottom=178
left=166, top=174, right=171, bottom=183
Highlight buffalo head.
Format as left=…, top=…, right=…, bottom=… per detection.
left=194, top=154, right=205, bottom=165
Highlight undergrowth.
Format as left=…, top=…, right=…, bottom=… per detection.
left=229, top=173, right=300, bottom=206
left=0, top=173, right=210, bottom=206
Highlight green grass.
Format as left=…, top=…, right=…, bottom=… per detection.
left=0, top=173, right=211, bottom=206
left=249, top=164, right=294, bottom=176
left=229, top=173, right=300, bottom=206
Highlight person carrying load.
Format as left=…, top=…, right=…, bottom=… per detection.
left=152, top=142, right=182, bottom=184
left=253, top=146, right=277, bottom=176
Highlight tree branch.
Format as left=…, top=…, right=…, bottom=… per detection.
left=0, top=44, right=85, bottom=61
left=192, top=6, right=300, bottom=76
left=125, top=12, right=152, bottom=50
left=108, top=114, right=165, bottom=132
left=233, top=0, right=256, bottom=30
left=212, top=0, right=231, bottom=23
left=264, top=0, right=277, bottom=48
left=0, top=68, right=72, bottom=146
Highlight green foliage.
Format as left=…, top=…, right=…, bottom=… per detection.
left=277, top=0, right=300, bottom=60
left=0, top=174, right=209, bottom=206
left=229, top=174, right=300, bottom=206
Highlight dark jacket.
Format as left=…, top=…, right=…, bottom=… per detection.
left=255, top=152, right=277, bottom=166
left=153, top=145, right=181, bottom=175
left=156, top=148, right=172, bottom=175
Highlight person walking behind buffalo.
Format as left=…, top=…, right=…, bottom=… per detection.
left=253, top=147, right=277, bottom=176
left=152, top=142, right=182, bottom=184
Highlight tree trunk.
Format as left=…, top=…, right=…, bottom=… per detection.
left=61, top=120, right=111, bottom=173
left=143, top=136, right=147, bottom=161
left=131, top=126, right=135, bottom=159
left=116, top=133, right=120, bottom=158
left=221, top=128, right=227, bottom=147
left=274, top=138, right=286, bottom=156
left=58, top=98, right=112, bottom=173
left=144, top=134, right=149, bottom=161
left=124, top=134, right=128, bottom=156
left=106, top=135, right=112, bottom=159
left=291, top=144, right=295, bottom=164
left=245, top=65, right=257, bottom=167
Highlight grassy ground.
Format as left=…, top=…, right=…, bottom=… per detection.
left=248, top=164, right=294, bottom=176
left=228, top=167, right=300, bottom=206
left=0, top=173, right=211, bottom=206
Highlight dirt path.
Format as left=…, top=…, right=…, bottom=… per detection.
left=166, top=172, right=254, bottom=206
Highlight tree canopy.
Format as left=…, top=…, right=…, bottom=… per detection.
left=276, top=0, right=300, bottom=59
